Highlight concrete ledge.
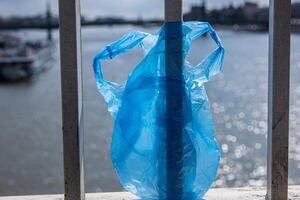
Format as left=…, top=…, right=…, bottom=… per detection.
left=0, top=186, right=300, bottom=200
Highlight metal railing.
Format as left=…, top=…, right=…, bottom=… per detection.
left=58, top=0, right=84, bottom=199
left=267, top=0, right=291, bottom=199
left=58, top=0, right=291, bottom=199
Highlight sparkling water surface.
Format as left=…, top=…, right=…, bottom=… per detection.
left=0, top=26, right=300, bottom=195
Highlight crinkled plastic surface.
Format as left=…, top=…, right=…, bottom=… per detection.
left=93, top=21, right=225, bottom=200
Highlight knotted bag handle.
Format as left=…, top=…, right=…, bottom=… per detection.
left=93, top=31, right=150, bottom=117
left=93, top=23, right=224, bottom=117
left=186, top=22, right=225, bottom=85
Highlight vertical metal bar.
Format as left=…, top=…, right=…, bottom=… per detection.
left=267, top=0, right=291, bottom=199
left=58, top=0, right=84, bottom=200
left=165, top=0, right=182, bottom=22
left=164, top=1, right=183, bottom=200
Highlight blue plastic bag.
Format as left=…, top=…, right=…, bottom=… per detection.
left=93, top=21, right=224, bottom=200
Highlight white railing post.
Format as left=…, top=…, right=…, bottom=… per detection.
left=58, top=0, right=85, bottom=200
left=267, top=0, right=291, bottom=199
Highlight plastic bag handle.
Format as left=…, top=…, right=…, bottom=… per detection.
left=93, top=31, right=149, bottom=117
left=187, top=22, right=225, bottom=85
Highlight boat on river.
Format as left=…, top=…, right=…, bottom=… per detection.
left=0, top=34, right=55, bottom=82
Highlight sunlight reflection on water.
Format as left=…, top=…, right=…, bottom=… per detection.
left=0, top=26, right=300, bottom=195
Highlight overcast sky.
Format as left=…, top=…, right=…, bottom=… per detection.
left=0, top=0, right=269, bottom=19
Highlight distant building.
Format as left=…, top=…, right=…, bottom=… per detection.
left=184, top=0, right=206, bottom=21
left=46, top=2, right=52, bottom=41
left=256, top=8, right=268, bottom=25
left=213, top=4, right=245, bottom=25
left=292, top=2, right=300, bottom=19
left=243, top=2, right=259, bottom=22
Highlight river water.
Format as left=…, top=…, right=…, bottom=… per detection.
left=0, top=26, right=300, bottom=195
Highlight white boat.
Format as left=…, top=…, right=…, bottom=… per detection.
left=0, top=34, right=55, bottom=82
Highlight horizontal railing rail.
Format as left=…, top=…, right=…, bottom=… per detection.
left=1, top=186, right=300, bottom=200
